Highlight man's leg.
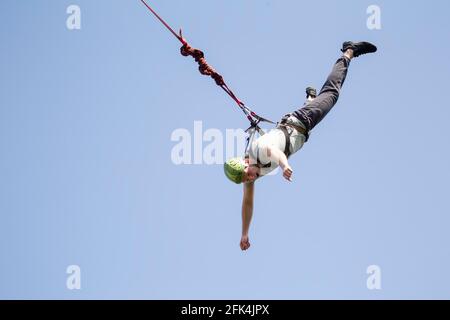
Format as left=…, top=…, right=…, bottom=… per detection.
left=293, top=55, right=351, bottom=131
left=292, top=41, right=377, bottom=131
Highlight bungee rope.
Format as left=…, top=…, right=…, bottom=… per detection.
left=139, top=0, right=275, bottom=153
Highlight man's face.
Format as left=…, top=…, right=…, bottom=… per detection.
left=242, top=158, right=260, bottom=183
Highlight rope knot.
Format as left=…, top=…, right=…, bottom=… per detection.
left=180, top=43, right=225, bottom=86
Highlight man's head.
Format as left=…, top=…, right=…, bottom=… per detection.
left=224, top=157, right=260, bottom=184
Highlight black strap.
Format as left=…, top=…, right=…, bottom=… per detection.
left=279, top=126, right=292, bottom=158
left=279, top=114, right=310, bottom=142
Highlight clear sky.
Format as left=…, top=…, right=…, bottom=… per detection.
left=1, top=0, right=450, bottom=299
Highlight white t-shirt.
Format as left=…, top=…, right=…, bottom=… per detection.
left=248, top=116, right=307, bottom=177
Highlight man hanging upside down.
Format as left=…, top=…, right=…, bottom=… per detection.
left=223, top=41, right=377, bottom=251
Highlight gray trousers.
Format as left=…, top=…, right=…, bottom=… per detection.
left=292, top=56, right=351, bottom=131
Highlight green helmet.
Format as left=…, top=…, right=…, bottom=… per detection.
left=224, top=157, right=245, bottom=184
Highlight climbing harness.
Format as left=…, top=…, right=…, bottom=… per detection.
left=277, top=118, right=309, bottom=158
left=139, top=0, right=275, bottom=154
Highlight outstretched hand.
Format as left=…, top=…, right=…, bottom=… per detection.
left=240, top=235, right=251, bottom=251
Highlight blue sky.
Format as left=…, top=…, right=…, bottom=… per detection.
left=1, top=0, right=450, bottom=299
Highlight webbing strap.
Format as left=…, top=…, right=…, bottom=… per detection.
left=279, top=126, right=292, bottom=158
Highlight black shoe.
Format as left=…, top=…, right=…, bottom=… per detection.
left=341, top=41, right=377, bottom=57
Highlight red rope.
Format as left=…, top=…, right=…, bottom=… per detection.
left=139, top=0, right=183, bottom=43
left=139, top=0, right=274, bottom=125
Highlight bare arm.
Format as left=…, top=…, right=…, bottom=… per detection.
left=240, top=181, right=254, bottom=250
left=266, top=146, right=293, bottom=182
